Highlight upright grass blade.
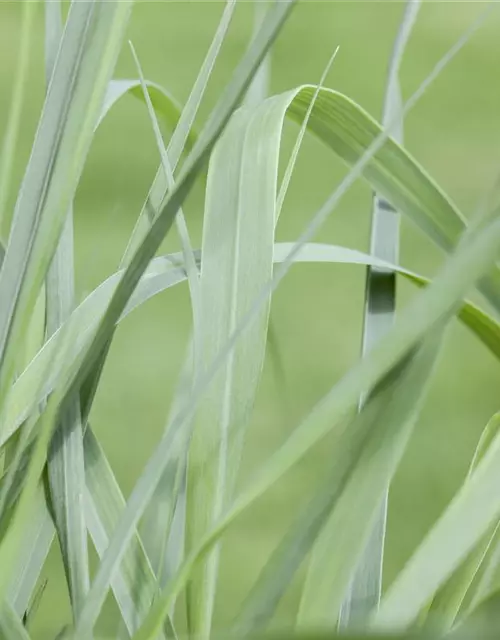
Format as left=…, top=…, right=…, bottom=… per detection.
left=340, top=0, right=421, bottom=625
left=0, top=0, right=134, bottom=429
left=0, top=0, right=37, bottom=239
left=139, top=353, right=191, bottom=590
left=43, top=0, right=89, bottom=619
left=185, top=102, right=278, bottom=638
left=132, top=204, right=500, bottom=640
left=233, top=330, right=440, bottom=636
left=129, top=42, right=201, bottom=637
left=128, top=42, right=201, bottom=389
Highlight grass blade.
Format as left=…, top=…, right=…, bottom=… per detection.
left=122, top=6, right=237, bottom=606
left=129, top=42, right=201, bottom=635
left=185, top=101, right=278, bottom=638
left=340, top=0, right=421, bottom=625
left=43, top=0, right=89, bottom=619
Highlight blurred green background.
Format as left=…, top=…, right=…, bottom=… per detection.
left=2, top=1, right=500, bottom=636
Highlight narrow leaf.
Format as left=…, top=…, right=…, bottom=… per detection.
left=43, top=0, right=89, bottom=618
left=340, top=0, right=420, bottom=624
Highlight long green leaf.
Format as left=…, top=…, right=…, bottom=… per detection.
left=43, top=0, right=89, bottom=619
left=340, top=0, right=420, bottom=624
left=0, top=67, right=186, bottom=628
left=185, top=101, right=278, bottom=637
left=129, top=43, right=199, bottom=638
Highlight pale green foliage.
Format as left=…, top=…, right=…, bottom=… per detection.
left=1, top=1, right=500, bottom=640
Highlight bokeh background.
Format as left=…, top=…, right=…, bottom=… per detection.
left=2, top=0, right=500, bottom=636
